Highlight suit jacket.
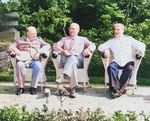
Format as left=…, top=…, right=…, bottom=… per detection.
left=53, top=36, right=96, bottom=56
left=6, top=37, right=51, bottom=60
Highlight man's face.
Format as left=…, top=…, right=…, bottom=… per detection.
left=69, top=24, right=79, bottom=37
left=114, top=26, right=124, bottom=39
left=27, top=27, right=37, bottom=41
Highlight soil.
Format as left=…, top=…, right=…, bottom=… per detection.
left=0, top=82, right=150, bottom=116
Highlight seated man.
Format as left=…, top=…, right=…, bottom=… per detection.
left=53, top=22, right=96, bottom=98
left=6, top=26, right=51, bottom=95
left=98, top=23, right=146, bottom=98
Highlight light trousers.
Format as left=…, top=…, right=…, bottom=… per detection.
left=60, top=53, right=83, bottom=89
left=16, top=60, right=43, bottom=88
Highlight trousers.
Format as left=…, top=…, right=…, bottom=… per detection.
left=16, top=60, right=43, bottom=88
left=60, top=53, right=83, bottom=89
left=107, top=61, right=134, bottom=91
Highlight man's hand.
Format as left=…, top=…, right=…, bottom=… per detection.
left=103, top=49, right=110, bottom=58
left=13, top=48, right=21, bottom=56
left=61, top=50, right=71, bottom=56
left=83, top=48, right=91, bottom=56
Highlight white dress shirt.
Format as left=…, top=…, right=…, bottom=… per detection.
left=98, top=35, right=146, bottom=66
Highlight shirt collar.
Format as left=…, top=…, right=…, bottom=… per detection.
left=26, top=37, right=37, bottom=42
left=115, top=34, right=124, bottom=40
left=71, top=35, right=78, bottom=40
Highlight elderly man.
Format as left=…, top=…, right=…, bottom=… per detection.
left=98, top=23, right=146, bottom=98
left=53, top=22, right=96, bottom=98
left=6, top=26, right=51, bottom=95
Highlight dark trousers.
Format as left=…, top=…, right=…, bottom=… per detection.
left=107, top=61, right=134, bottom=93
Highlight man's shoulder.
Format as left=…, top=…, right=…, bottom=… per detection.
left=17, top=37, right=26, bottom=41
left=62, top=36, right=87, bottom=39
left=61, top=36, right=70, bottom=40
left=36, top=37, right=42, bottom=40
left=108, top=37, right=115, bottom=41
left=123, top=35, right=133, bottom=38
left=77, top=36, right=88, bottom=40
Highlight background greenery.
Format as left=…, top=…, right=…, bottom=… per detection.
left=0, top=0, right=150, bottom=85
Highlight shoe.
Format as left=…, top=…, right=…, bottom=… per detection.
left=112, top=92, right=122, bottom=98
left=55, top=74, right=64, bottom=83
left=16, top=88, right=24, bottom=95
left=56, top=78, right=63, bottom=83
left=63, top=86, right=76, bottom=98
left=70, top=89, right=76, bottom=98
left=109, top=87, right=117, bottom=94
left=29, top=87, right=36, bottom=95
left=122, top=89, right=127, bottom=94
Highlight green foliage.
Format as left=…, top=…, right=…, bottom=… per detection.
left=1, top=0, right=150, bottom=85
left=17, top=0, right=72, bottom=42
left=0, top=105, right=150, bottom=120
left=0, top=1, right=19, bottom=14
left=137, top=49, right=150, bottom=79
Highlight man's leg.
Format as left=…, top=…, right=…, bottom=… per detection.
left=119, top=61, right=134, bottom=94
left=107, top=62, right=120, bottom=94
left=61, top=54, right=83, bottom=98
left=29, top=60, right=43, bottom=95
left=63, top=54, right=83, bottom=87
left=16, top=61, right=26, bottom=95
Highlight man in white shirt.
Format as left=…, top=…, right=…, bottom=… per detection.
left=98, top=23, right=146, bottom=97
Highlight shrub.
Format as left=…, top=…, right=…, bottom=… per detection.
left=0, top=104, right=150, bottom=120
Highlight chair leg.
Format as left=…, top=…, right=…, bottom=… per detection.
left=83, top=82, right=86, bottom=93
left=132, top=85, right=135, bottom=95
left=14, top=81, right=17, bottom=92
left=57, top=84, right=60, bottom=93
left=41, top=83, right=43, bottom=92
left=135, top=84, right=137, bottom=89
left=105, top=82, right=107, bottom=93
left=87, top=82, right=91, bottom=88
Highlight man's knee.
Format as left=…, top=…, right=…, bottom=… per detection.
left=16, top=61, right=25, bottom=68
left=33, top=61, right=42, bottom=70
left=68, top=55, right=77, bottom=60
left=67, top=55, right=78, bottom=64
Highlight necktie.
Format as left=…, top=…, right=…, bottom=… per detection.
left=70, top=38, right=75, bottom=49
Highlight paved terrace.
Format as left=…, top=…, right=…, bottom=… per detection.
left=0, top=82, right=150, bottom=115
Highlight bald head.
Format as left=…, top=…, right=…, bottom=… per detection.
left=114, top=23, right=124, bottom=31
left=69, top=23, right=80, bottom=37
left=27, top=26, right=37, bottom=41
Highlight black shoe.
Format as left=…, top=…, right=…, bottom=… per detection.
left=29, top=87, right=36, bottom=95
left=122, top=89, right=127, bottom=94
left=70, top=89, right=76, bottom=98
left=109, top=87, right=117, bottom=94
left=16, top=88, right=24, bottom=95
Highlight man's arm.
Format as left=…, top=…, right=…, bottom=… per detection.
left=6, top=40, right=21, bottom=56
left=130, top=37, right=146, bottom=57
left=38, top=38, right=51, bottom=54
left=83, top=38, right=96, bottom=56
left=53, top=38, right=64, bottom=53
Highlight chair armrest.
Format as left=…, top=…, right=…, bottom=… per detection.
left=52, top=51, right=58, bottom=59
left=9, top=52, right=17, bottom=69
left=10, top=51, right=16, bottom=58
left=40, top=53, right=47, bottom=58
left=135, top=53, right=142, bottom=60
left=101, top=52, right=105, bottom=58
left=40, top=49, right=52, bottom=69
left=84, top=55, right=90, bottom=58
left=83, top=52, right=93, bottom=69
